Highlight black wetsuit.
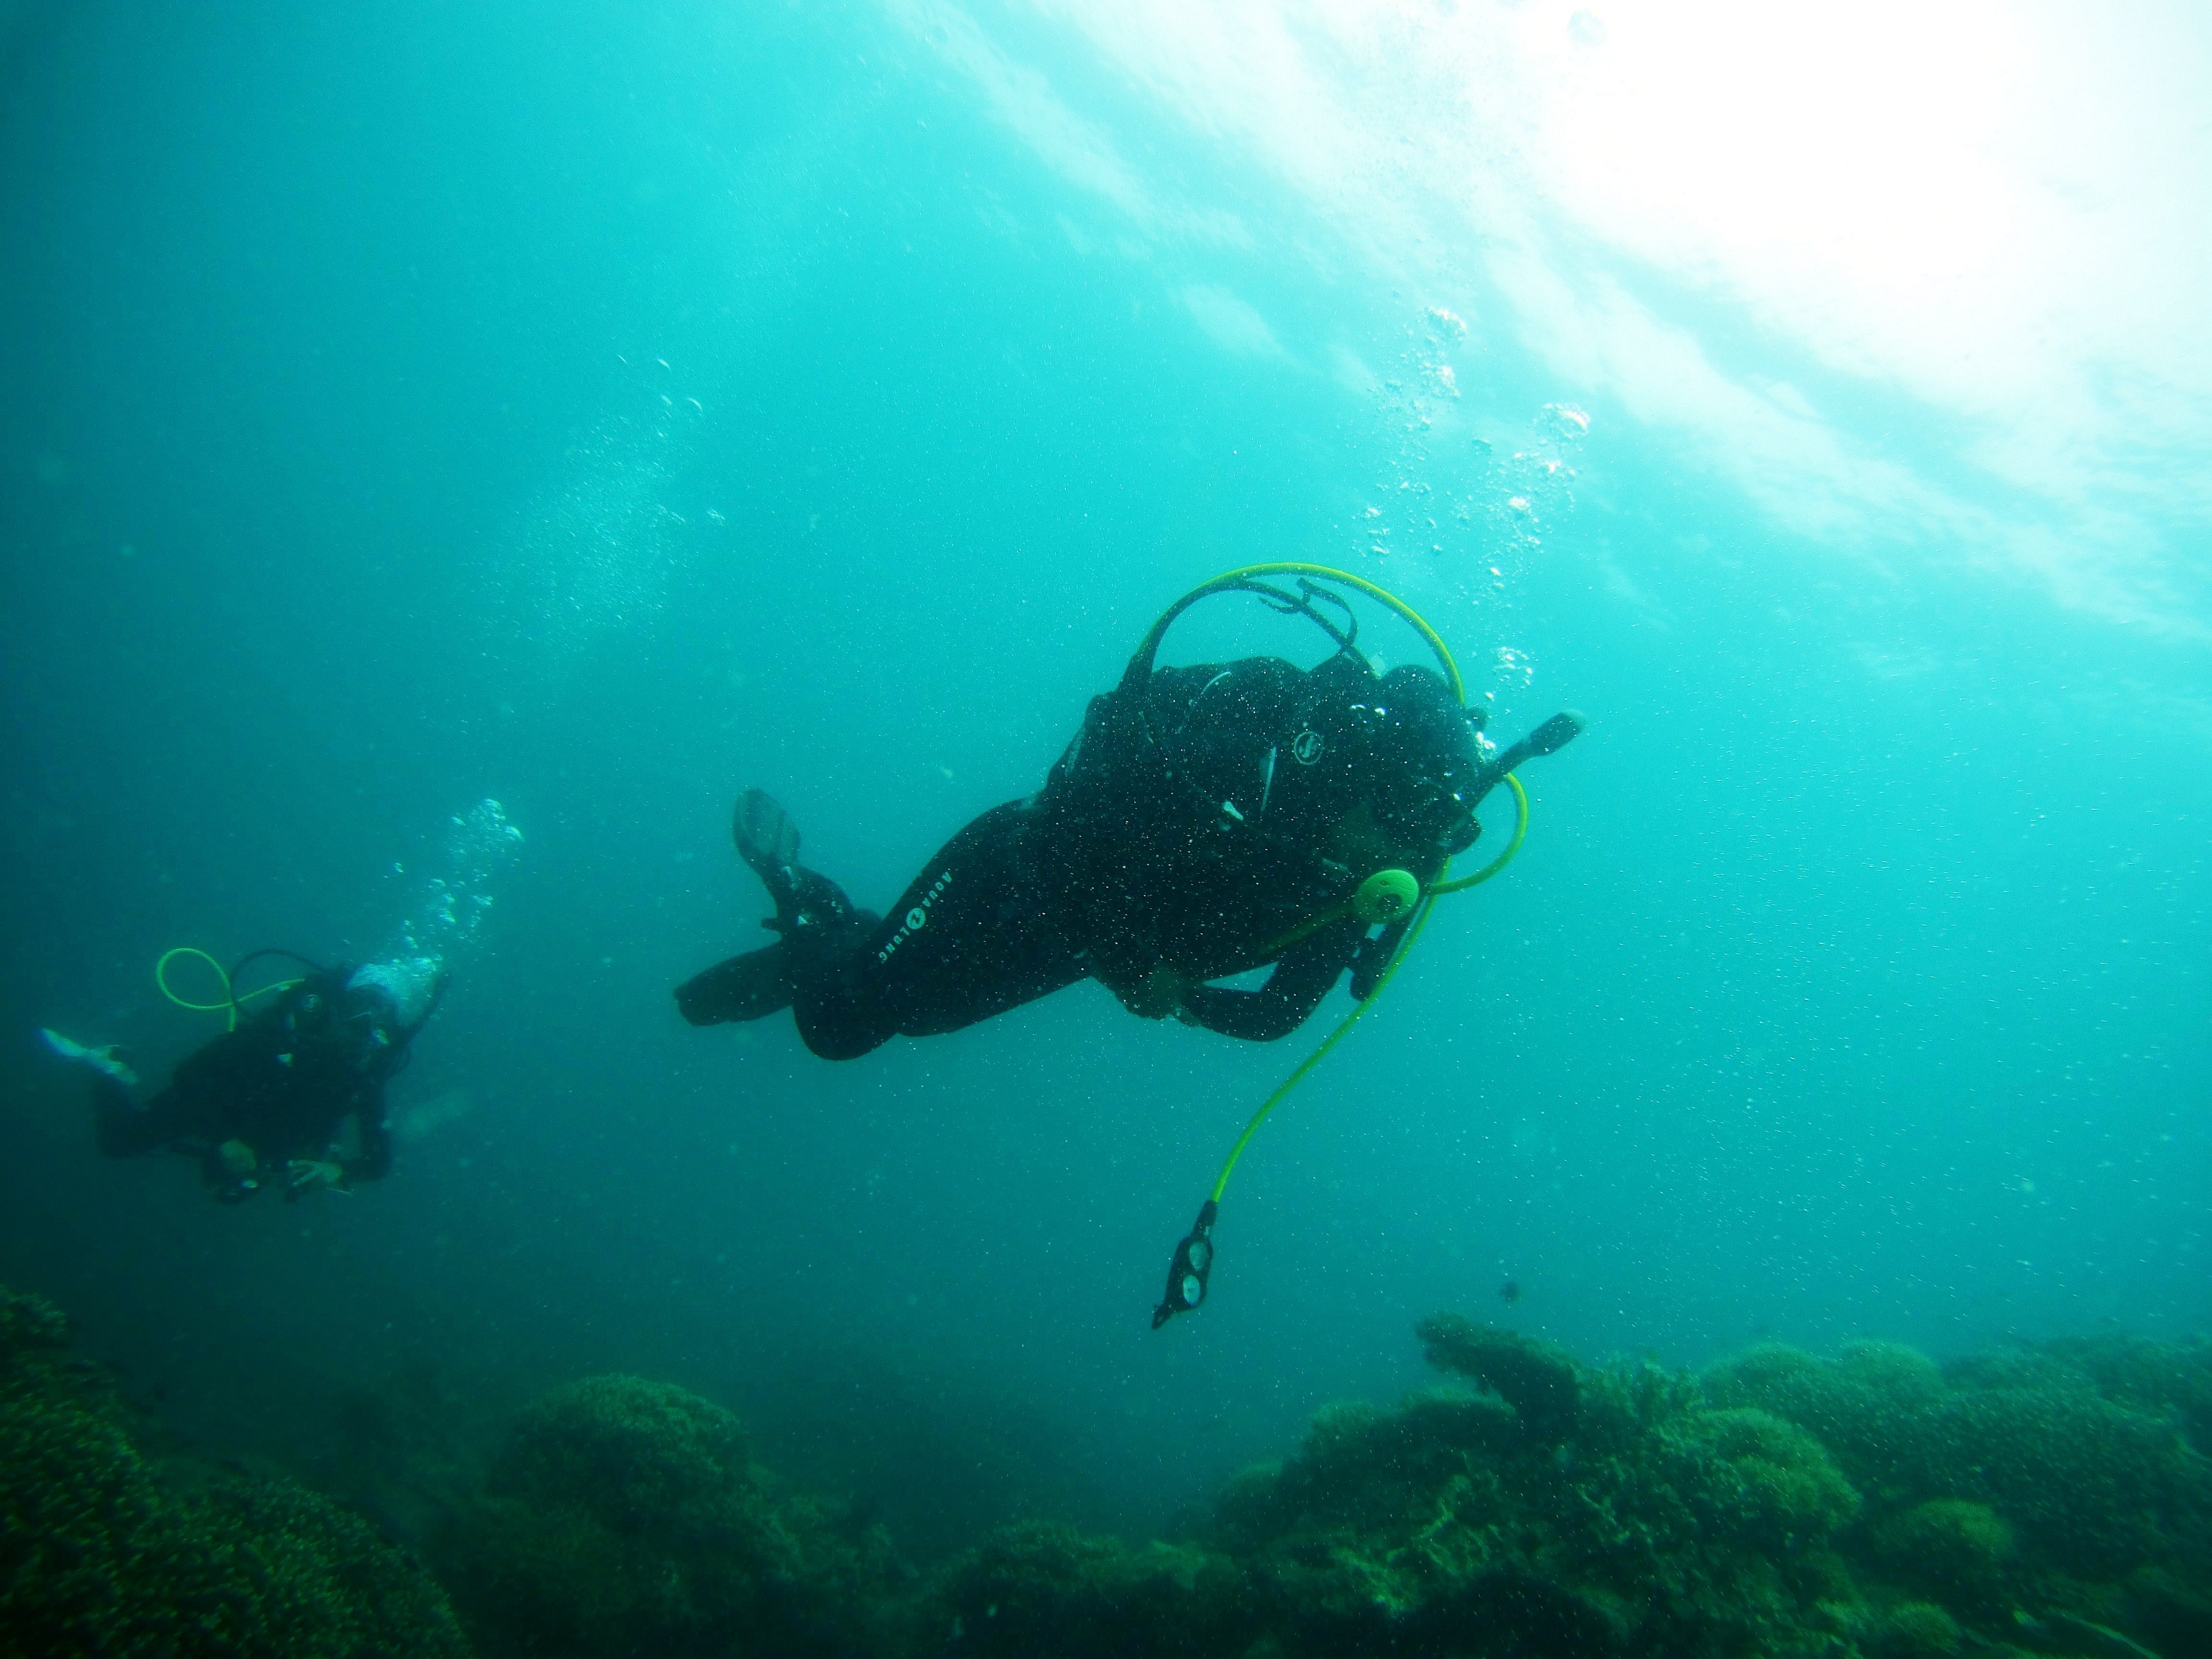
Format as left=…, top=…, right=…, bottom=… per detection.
left=95, top=970, right=428, bottom=1197
left=679, top=652, right=1451, bottom=1060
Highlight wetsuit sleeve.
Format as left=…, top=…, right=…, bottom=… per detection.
left=94, top=1075, right=188, bottom=1158
left=1177, top=919, right=1364, bottom=1042
left=334, top=974, right=438, bottom=1183
left=340, top=1088, right=394, bottom=1185
left=1348, top=915, right=1414, bottom=1000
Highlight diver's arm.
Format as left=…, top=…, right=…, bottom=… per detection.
left=1176, top=921, right=1363, bottom=1041
left=338, top=1091, right=394, bottom=1185
left=95, top=1078, right=198, bottom=1158
left=1348, top=915, right=1413, bottom=1000
left=1086, top=935, right=1182, bottom=1017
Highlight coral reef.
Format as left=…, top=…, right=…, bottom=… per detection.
left=12, top=1269, right=2211, bottom=1659
left=0, top=1281, right=470, bottom=1659
left=921, top=1319, right=2212, bottom=1659
left=915, top=1521, right=1247, bottom=1659
left=1180, top=1330, right=1866, bottom=1658
left=1951, top=1335, right=2212, bottom=1462
left=434, top=1373, right=904, bottom=1659
left=1875, top=1598, right=1964, bottom=1657
left=1416, top=1313, right=1583, bottom=1443
left=1706, top=1332, right=2212, bottom=1593
left=1869, top=1498, right=2014, bottom=1611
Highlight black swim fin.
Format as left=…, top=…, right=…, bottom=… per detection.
left=675, top=943, right=793, bottom=1026
left=733, top=789, right=800, bottom=880
left=724, top=787, right=868, bottom=963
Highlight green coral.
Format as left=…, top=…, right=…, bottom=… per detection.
left=1704, top=1333, right=2212, bottom=1583
left=918, top=1319, right=2212, bottom=1659
left=495, top=1375, right=754, bottom=1540
left=1869, top=1500, right=2012, bottom=1610
left=1212, top=1392, right=1524, bottom=1550
left=1661, top=1406, right=1862, bottom=1550
left=1417, top=1313, right=1583, bottom=1443
left=0, top=1281, right=470, bottom=1659
left=2049, top=1334, right=2212, bottom=1457
left=907, top=1320, right=1874, bottom=1658
left=1875, top=1599, right=1963, bottom=1657
left=1946, top=1334, right=2212, bottom=1462
left=0, top=1283, right=68, bottom=1350
left=1836, top=1342, right=1947, bottom=1406
left=919, top=1521, right=1246, bottom=1659
left=436, top=1373, right=902, bottom=1659
left=1919, top=1387, right=2196, bottom=1575
left=17, top=1270, right=2212, bottom=1659
left=1703, top=1342, right=1942, bottom=1510
left=1193, top=1321, right=1862, bottom=1657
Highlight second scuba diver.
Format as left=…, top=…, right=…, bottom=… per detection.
left=677, top=576, right=1582, bottom=1059
left=44, top=955, right=446, bottom=1202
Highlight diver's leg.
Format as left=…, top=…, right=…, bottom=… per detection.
left=783, top=912, right=898, bottom=1060
left=795, top=801, right=1086, bottom=1053
left=685, top=791, right=1082, bottom=1058
left=94, top=1079, right=197, bottom=1158
left=42, top=1030, right=174, bottom=1157
left=675, top=944, right=795, bottom=1025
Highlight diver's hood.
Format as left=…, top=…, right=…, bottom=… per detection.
left=1360, top=663, right=1487, bottom=853
left=346, top=958, right=441, bottom=1028
left=1290, top=656, right=1485, bottom=853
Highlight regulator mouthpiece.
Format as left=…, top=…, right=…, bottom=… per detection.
left=1152, top=1200, right=1219, bottom=1328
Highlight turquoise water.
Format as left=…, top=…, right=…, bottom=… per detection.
left=2, top=0, right=2206, bottom=1552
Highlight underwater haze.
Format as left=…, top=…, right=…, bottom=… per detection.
left=3, top=0, right=2209, bottom=1569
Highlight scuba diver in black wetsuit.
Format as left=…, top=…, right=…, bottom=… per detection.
left=44, top=955, right=446, bottom=1202
left=676, top=574, right=1584, bottom=1061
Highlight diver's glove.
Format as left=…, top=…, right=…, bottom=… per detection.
left=208, top=1140, right=264, bottom=1203
left=1348, top=917, right=1412, bottom=1000
left=284, top=1160, right=347, bottom=1197
left=1108, top=963, right=1191, bottom=1021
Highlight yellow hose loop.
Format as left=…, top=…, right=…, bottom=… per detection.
left=156, top=948, right=235, bottom=1017
left=1427, top=773, right=1528, bottom=895
left=1142, top=562, right=1466, bottom=704
left=155, top=948, right=301, bottom=1031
